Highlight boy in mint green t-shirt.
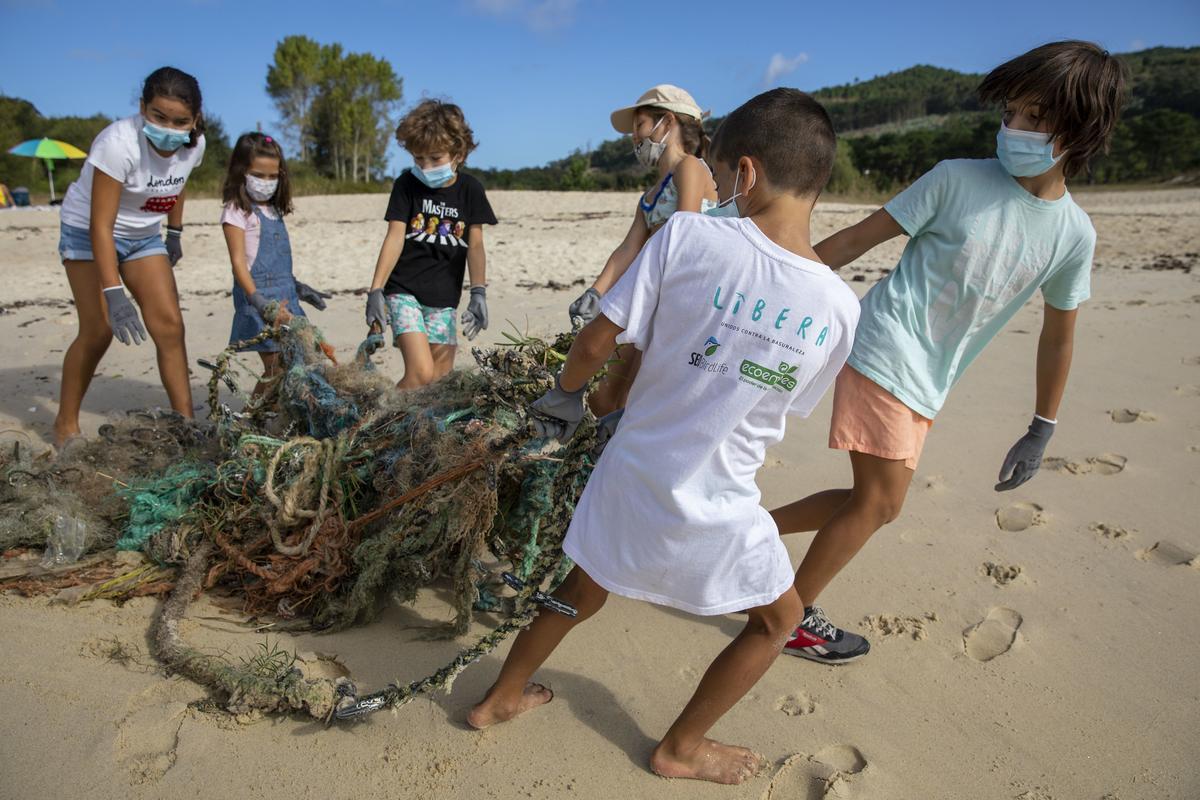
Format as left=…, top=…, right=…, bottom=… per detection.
left=769, top=40, right=1129, bottom=665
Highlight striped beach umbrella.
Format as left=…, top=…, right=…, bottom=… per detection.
left=7, top=138, right=88, bottom=202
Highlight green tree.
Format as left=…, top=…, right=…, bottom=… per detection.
left=274, top=39, right=402, bottom=183
left=559, top=151, right=596, bottom=190
left=266, top=35, right=325, bottom=161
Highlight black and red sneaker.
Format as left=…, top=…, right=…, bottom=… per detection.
left=783, top=606, right=871, bottom=664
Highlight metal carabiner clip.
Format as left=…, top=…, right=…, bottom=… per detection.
left=500, top=572, right=577, bottom=618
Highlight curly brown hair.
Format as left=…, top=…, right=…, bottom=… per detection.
left=395, top=99, right=478, bottom=162
left=221, top=132, right=294, bottom=216
left=978, top=41, right=1128, bottom=179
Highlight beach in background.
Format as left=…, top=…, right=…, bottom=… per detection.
left=0, top=189, right=1198, bottom=799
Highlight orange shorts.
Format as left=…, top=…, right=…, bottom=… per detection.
left=828, top=366, right=933, bottom=470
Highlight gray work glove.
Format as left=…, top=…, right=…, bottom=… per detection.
left=365, top=288, right=388, bottom=332
left=165, top=227, right=183, bottom=267
left=248, top=291, right=274, bottom=318
left=995, top=416, right=1056, bottom=491
left=103, top=286, right=147, bottom=346
left=569, top=287, right=602, bottom=329
left=529, top=374, right=587, bottom=444
left=461, top=286, right=488, bottom=341
left=295, top=280, right=331, bottom=311
left=592, top=408, right=624, bottom=459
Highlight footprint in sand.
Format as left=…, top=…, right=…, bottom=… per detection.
left=963, top=607, right=1022, bottom=662
left=1015, top=789, right=1055, bottom=800
left=1135, top=541, right=1198, bottom=567
left=980, top=562, right=1023, bottom=586
left=775, top=691, right=817, bottom=716
left=1174, top=384, right=1200, bottom=397
left=996, top=503, right=1044, bottom=532
left=1183, top=355, right=1200, bottom=366
left=114, top=681, right=203, bottom=784
left=1043, top=454, right=1127, bottom=476
left=762, top=745, right=875, bottom=800
left=1090, top=522, right=1134, bottom=540
left=862, top=612, right=938, bottom=641
left=1109, top=408, right=1157, bottom=423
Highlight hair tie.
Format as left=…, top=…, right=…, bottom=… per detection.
left=264, top=136, right=273, bottom=143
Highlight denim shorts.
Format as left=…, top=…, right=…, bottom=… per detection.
left=58, top=222, right=168, bottom=263
left=385, top=292, right=457, bottom=346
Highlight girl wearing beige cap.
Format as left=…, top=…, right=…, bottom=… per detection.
left=568, top=84, right=718, bottom=416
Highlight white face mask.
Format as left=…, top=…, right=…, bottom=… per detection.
left=633, top=116, right=669, bottom=169
left=246, top=174, right=278, bottom=202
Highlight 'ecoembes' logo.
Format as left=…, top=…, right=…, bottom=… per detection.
left=739, top=359, right=799, bottom=392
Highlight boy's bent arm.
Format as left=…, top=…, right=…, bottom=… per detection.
left=466, top=224, right=486, bottom=287
left=814, top=208, right=904, bottom=269
left=369, top=221, right=408, bottom=290
left=994, top=303, right=1078, bottom=491
left=560, top=315, right=623, bottom=392
left=1034, top=304, right=1077, bottom=420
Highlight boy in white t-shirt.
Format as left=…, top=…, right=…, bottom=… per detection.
left=468, top=89, right=860, bottom=786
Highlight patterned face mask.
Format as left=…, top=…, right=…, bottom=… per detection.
left=633, top=116, right=668, bottom=169
left=245, top=175, right=278, bottom=202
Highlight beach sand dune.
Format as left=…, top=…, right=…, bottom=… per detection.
left=1, top=189, right=1197, bottom=799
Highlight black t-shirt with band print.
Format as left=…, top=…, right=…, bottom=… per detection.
left=383, top=170, right=497, bottom=309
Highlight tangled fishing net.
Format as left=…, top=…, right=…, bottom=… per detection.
left=0, top=315, right=598, bottom=721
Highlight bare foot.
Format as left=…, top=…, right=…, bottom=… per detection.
left=650, top=738, right=766, bottom=785
left=467, top=682, right=554, bottom=730
left=53, top=418, right=82, bottom=450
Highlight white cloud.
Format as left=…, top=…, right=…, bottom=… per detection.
left=470, top=0, right=578, bottom=32
left=764, top=52, right=809, bottom=86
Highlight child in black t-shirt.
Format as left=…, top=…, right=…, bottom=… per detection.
left=365, top=100, right=497, bottom=388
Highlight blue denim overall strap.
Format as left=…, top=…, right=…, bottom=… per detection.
left=248, top=204, right=295, bottom=289
left=229, top=205, right=304, bottom=351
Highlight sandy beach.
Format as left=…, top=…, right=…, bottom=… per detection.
left=0, top=188, right=1198, bottom=800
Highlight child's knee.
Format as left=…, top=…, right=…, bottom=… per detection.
left=146, top=311, right=185, bottom=344
left=79, top=325, right=114, bottom=351
left=849, top=488, right=906, bottom=528
left=751, top=590, right=803, bottom=640
left=401, top=363, right=436, bottom=386
left=557, top=569, right=608, bottom=617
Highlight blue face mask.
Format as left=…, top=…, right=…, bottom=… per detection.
left=143, top=120, right=191, bottom=152
left=704, top=166, right=755, bottom=219
left=996, top=121, right=1061, bottom=177
left=411, top=162, right=456, bottom=188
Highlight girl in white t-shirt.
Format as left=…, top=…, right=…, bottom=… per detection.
left=220, top=132, right=328, bottom=398
left=55, top=66, right=207, bottom=447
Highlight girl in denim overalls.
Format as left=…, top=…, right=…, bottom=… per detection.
left=220, top=133, right=329, bottom=397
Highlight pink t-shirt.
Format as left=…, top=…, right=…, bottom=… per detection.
left=220, top=202, right=278, bottom=267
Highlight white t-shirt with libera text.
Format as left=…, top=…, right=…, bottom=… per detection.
left=563, top=213, right=860, bottom=616
left=61, top=115, right=205, bottom=239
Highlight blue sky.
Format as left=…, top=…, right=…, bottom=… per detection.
left=1, top=0, right=1197, bottom=171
